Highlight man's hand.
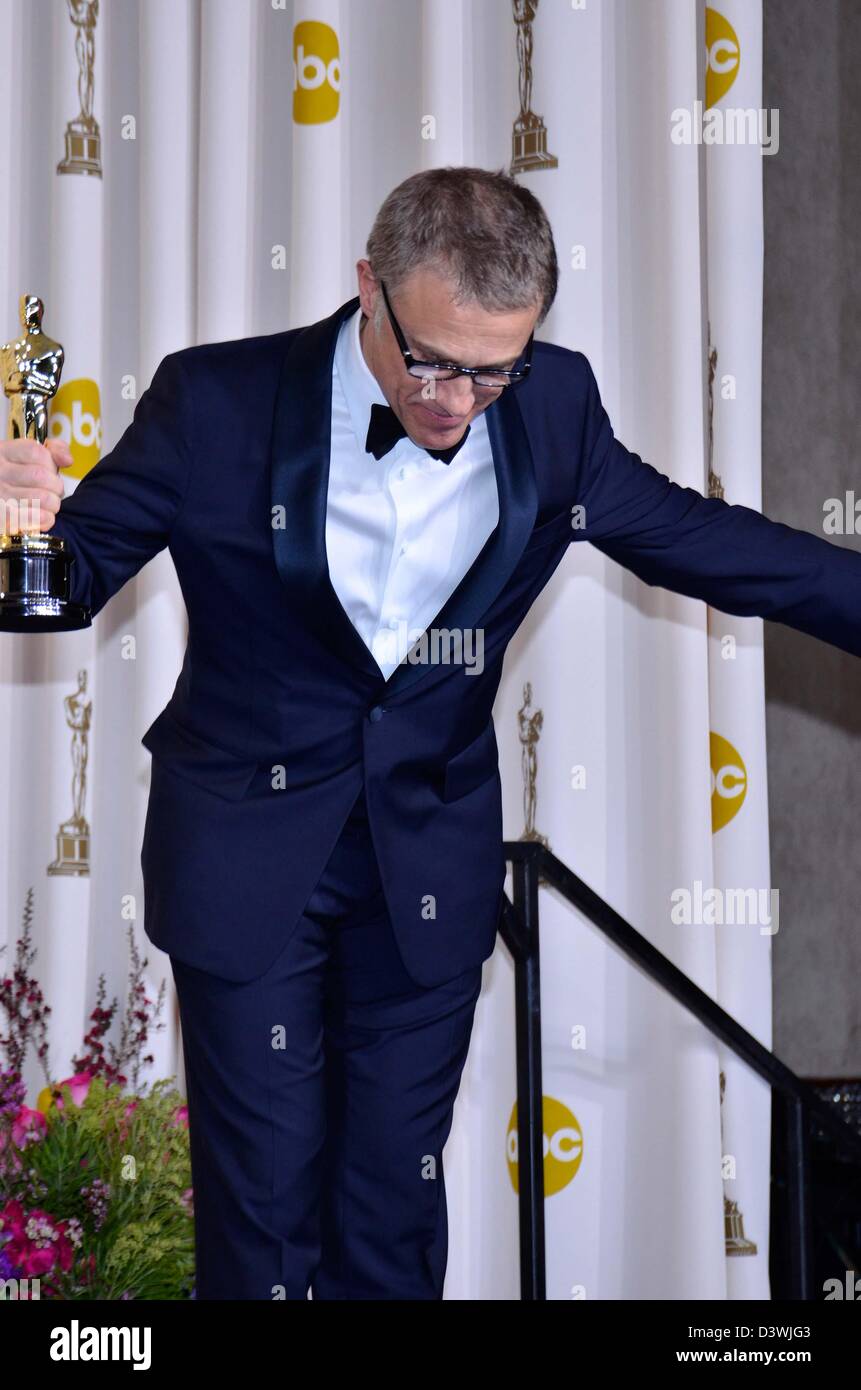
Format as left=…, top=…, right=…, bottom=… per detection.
left=0, top=438, right=74, bottom=533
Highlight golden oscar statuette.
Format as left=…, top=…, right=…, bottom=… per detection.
left=0, top=294, right=91, bottom=631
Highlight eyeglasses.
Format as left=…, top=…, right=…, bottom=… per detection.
left=378, top=279, right=534, bottom=389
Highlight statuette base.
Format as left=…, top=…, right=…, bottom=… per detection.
left=511, top=117, right=558, bottom=173
left=57, top=118, right=102, bottom=178
left=47, top=818, right=90, bottom=877
left=0, top=533, right=91, bottom=632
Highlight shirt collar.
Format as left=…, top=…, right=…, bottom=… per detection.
left=335, top=305, right=391, bottom=456
left=335, top=304, right=481, bottom=468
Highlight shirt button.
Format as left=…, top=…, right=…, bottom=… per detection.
left=368, top=705, right=385, bottom=722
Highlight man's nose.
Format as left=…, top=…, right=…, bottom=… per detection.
left=434, top=375, right=476, bottom=413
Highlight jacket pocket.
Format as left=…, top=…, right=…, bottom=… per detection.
left=141, top=709, right=259, bottom=802
left=442, top=720, right=498, bottom=802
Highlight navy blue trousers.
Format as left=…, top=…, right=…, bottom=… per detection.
left=170, top=784, right=483, bottom=1300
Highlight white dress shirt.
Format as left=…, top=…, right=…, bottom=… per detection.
left=326, top=306, right=499, bottom=679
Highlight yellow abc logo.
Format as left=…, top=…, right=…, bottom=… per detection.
left=293, top=21, right=340, bottom=125
left=48, top=378, right=102, bottom=480
left=705, top=8, right=740, bottom=109
left=710, top=731, right=747, bottom=832
left=506, top=1095, right=583, bottom=1197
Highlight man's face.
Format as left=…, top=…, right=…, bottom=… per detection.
left=356, top=260, right=539, bottom=449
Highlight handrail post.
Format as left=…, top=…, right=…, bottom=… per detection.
left=785, top=1095, right=813, bottom=1299
left=500, top=841, right=861, bottom=1302
left=512, top=851, right=546, bottom=1300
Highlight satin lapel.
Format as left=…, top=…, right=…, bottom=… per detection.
left=269, top=295, right=383, bottom=680
left=383, top=381, right=538, bottom=703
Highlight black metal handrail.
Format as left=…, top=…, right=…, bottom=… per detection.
left=499, top=839, right=861, bottom=1301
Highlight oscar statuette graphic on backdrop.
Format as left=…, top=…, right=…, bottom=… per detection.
left=510, top=0, right=557, bottom=174
left=47, top=669, right=92, bottom=877
left=0, top=294, right=91, bottom=630
left=57, top=0, right=102, bottom=179
left=517, top=681, right=550, bottom=852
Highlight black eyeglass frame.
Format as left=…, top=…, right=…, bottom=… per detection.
left=378, top=279, right=534, bottom=389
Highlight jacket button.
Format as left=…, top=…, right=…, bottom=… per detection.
left=368, top=705, right=385, bottom=723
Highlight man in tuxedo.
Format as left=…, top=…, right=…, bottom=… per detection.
left=1, top=166, right=859, bottom=1300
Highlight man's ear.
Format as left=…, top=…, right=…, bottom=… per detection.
left=356, top=258, right=379, bottom=321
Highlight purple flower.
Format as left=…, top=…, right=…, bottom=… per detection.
left=80, top=1177, right=111, bottom=1230
left=0, top=1071, right=26, bottom=1119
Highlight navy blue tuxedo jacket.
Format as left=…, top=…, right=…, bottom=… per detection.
left=50, top=295, right=861, bottom=986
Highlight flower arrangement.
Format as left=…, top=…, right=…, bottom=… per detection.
left=0, top=890, right=194, bottom=1299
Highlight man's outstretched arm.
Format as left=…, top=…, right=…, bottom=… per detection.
left=0, top=351, right=194, bottom=620
left=575, top=354, right=861, bottom=658
left=51, top=352, right=194, bottom=617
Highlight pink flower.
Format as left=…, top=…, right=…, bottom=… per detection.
left=0, top=1198, right=27, bottom=1240
left=20, top=1242, right=59, bottom=1278
left=0, top=1201, right=74, bottom=1280
left=11, top=1106, right=47, bottom=1149
left=36, top=1071, right=93, bottom=1115
left=56, top=1072, right=92, bottom=1109
left=171, top=1105, right=188, bottom=1128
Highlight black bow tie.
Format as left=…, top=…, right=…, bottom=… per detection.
left=365, top=402, right=470, bottom=465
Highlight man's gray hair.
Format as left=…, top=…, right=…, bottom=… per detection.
left=366, top=166, right=558, bottom=329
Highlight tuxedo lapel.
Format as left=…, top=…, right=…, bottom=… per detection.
left=270, top=295, right=382, bottom=680
left=269, top=296, right=539, bottom=695
left=383, top=385, right=538, bottom=702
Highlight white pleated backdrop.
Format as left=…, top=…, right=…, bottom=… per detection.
left=0, top=0, right=771, bottom=1299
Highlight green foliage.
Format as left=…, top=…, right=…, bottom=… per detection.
left=3, top=1076, right=194, bottom=1300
